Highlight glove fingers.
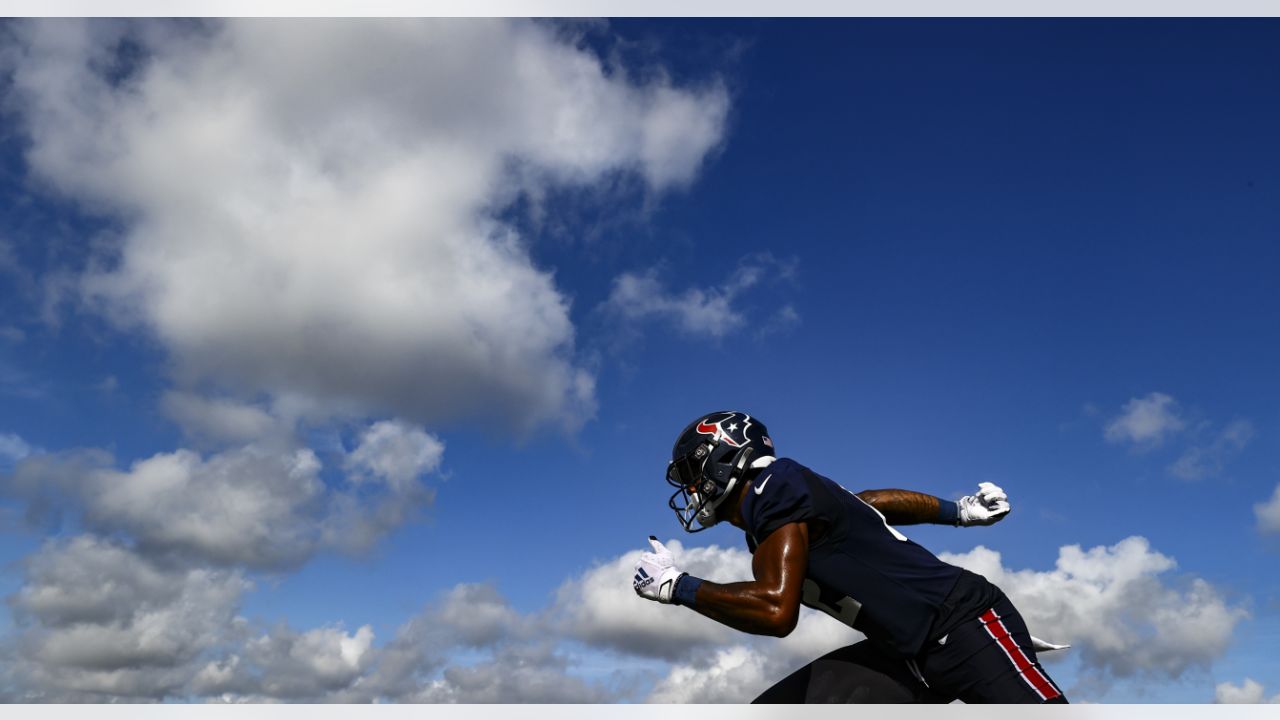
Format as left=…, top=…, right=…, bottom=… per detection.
left=978, top=484, right=1006, bottom=500
left=648, top=536, right=668, bottom=554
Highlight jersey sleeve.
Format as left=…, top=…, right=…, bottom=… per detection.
left=743, top=459, right=816, bottom=544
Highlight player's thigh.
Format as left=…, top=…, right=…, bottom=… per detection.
left=923, top=597, right=1067, bottom=704
left=753, top=640, right=931, bottom=704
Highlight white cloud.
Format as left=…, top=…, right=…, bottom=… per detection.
left=647, top=645, right=773, bottom=703
left=189, top=581, right=619, bottom=703
left=1215, top=678, right=1280, bottom=704
left=345, top=419, right=445, bottom=491
left=13, top=444, right=327, bottom=569
left=411, top=643, right=615, bottom=703
left=160, top=391, right=282, bottom=446
left=1169, top=419, right=1254, bottom=481
left=18, top=533, right=1243, bottom=704
left=601, top=254, right=797, bottom=341
left=0, top=431, right=34, bottom=465
left=431, top=583, right=528, bottom=648
left=1255, top=484, right=1280, bottom=535
left=939, top=536, right=1246, bottom=684
left=5, top=535, right=250, bottom=701
left=231, top=624, right=376, bottom=700
left=553, top=540, right=751, bottom=658
left=5, top=423, right=442, bottom=569
left=1104, top=392, right=1184, bottom=448
left=9, top=18, right=729, bottom=435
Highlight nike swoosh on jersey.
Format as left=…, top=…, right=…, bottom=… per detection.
left=754, top=474, right=772, bottom=495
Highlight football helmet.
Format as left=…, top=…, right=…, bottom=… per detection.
left=667, top=411, right=774, bottom=532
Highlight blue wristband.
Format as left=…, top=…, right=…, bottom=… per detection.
left=673, top=573, right=703, bottom=607
left=937, top=499, right=960, bottom=526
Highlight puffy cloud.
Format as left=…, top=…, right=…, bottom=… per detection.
left=9, top=18, right=729, bottom=434
left=647, top=645, right=773, bottom=703
left=553, top=540, right=751, bottom=658
left=938, top=536, right=1246, bottom=684
left=0, top=431, right=34, bottom=466
left=8, top=443, right=326, bottom=569
left=1215, top=678, right=1280, bottom=704
left=1255, top=484, right=1280, bottom=534
left=191, top=581, right=619, bottom=703
left=215, top=624, right=377, bottom=700
left=345, top=419, right=445, bottom=491
left=1104, top=392, right=1184, bottom=448
left=1169, top=419, right=1254, bottom=481
left=431, top=583, right=528, bottom=648
left=411, top=643, right=616, bottom=703
left=159, top=391, right=282, bottom=446
left=5, top=421, right=443, bottom=569
left=601, top=254, right=797, bottom=341
left=5, top=536, right=250, bottom=701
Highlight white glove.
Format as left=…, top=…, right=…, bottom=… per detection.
left=958, top=482, right=1011, bottom=526
left=633, top=536, right=685, bottom=604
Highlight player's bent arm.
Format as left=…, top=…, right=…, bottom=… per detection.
left=686, top=522, right=808, bottom=638
left=856, top=488, right=950, bottom=525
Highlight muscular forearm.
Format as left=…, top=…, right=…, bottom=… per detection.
left=856, top=488, right=954, bottom=526
left=676, top=522, right=807, bottom=638
left=686, top=579, right=798, bottom=637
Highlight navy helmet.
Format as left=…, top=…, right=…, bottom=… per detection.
left=667, top=411, right=774, bottom=532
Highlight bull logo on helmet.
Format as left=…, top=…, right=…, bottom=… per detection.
left=694, top=412, right=754, bottom=448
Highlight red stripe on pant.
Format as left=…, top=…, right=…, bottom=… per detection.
left=979, top=608, right=1061, bottom=701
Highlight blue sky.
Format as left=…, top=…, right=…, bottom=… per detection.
left=1, top=18, right=1279, bottom=703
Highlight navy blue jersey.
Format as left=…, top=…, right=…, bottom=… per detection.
left=742, top=458, right=964, bottom=658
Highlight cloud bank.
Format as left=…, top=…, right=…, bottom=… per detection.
left=0, top=17, right=735, bottom=703
left=1, top=533, right=1247, bottom=702
left=4, top=419, right=441, bottom=571
left=9, top=18, right=730, bottom=434
left=1215, top=678, right=1280, bottom=704
left=939, top=536, right=1246, bottom=687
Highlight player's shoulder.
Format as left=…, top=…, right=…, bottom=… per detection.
left=752, top=457, right=807, bottom=494
left=743, top=457, right=816, bottom=534
left=765, top=457, right=833, bottom=490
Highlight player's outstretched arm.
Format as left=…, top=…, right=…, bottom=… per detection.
left=633, top=524, right=807, bottom=637
left=857, top=483, right=1011, bottom=527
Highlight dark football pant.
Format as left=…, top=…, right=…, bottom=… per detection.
left=917, top=592, right=1067, bottom=703
left=753, top=594, right=1066, bottom=704
left=752, top=640, right=935, bottom=703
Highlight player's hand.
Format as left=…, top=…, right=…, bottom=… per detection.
left=633, top=536, right=685, bottom=604
left=957, top=482, right=1011, bottom=526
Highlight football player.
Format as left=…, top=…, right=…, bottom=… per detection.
left=633, top=411, right=1067, bottom=704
